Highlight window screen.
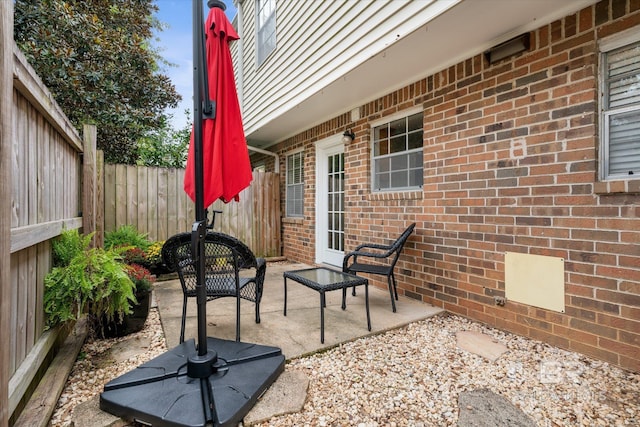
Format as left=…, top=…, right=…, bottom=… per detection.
left=602, top=40, right=640, bottom=178
left=372, top=112, right=424, bottom=191
left=286, top=151, right=303, bottom=217
left=256, top=0, right=276, bottom=66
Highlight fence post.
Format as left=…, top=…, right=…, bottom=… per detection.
left=0, top=3, right=14, bottom=426
left=82, top=124, right=97, bottom=244
left=95, top=150, right=104, bottom=247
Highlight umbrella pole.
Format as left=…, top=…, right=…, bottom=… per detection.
left=191, top=0, right=211, bottom=359
left=192, top=0, right=227, bottom=359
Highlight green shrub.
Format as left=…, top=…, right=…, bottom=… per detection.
left=44, top=232, right=136, bottom=329
left=104, top=225, right=152, bottom=251
left=51, top=228, right=92, bottom=267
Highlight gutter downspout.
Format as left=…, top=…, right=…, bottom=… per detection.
left=248, top=146, right=279, bottom=173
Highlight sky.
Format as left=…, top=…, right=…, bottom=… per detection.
left=153, top=0, right=237, bottom=130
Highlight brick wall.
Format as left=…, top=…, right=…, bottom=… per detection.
left=268, top=0, right=640, bottom=372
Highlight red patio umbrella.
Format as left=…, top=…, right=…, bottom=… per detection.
left=184, top=1, right=253, bottom=355
left=183, top=4, right=252, bottom=207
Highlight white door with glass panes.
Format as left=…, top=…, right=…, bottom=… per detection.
left=315, top=136, right=344, bottom=266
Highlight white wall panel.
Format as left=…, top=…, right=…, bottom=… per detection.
left=238, top=0, right=446, bottom=142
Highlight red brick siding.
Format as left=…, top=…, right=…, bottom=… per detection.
left=266, top=0, right=640, bottom=372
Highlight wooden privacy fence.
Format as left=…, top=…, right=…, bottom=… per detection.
left=103, top=165, right=281, bottom=257
left=4, top=45, right=98, bottom=422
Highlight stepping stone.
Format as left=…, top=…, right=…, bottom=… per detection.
left=456, top=331, right=508, bottom=362
left=108, top=335, right=153, bottom=363
left=243, top=370, right=309, bottom=426
left=71, top=396, right=127, bottom=427
left=457, top=389, right=535, bottom=427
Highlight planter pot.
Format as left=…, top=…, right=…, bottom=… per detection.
left=96, top=290, right=151, bottom=339
left=147, top=262, right=172, bottom=277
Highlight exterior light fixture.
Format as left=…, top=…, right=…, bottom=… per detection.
left=485, top=33, right=530, bottom=64
left=342, top=129, right=355, bottom=143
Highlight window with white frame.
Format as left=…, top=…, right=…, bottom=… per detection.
left=256, top=0, right=276, bottom=66
left=600, top=29, right=640, bottom=179
left=286, top=151, right=304, bottom=217
left=372, top=112, right=424, bottom=191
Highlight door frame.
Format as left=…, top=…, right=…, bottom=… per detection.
left=315, top=134, right=345, bottom=266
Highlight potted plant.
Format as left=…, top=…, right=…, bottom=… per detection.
left=104, top=225, right=152, bottom=253
left=143, top=240, right=171, bottom=276
left=99, top=263, right=155, bottom=338
left=44, top=229, right=137, bottom=335
left=105, top=226, right=172, bottom=277
left=97, top=225, right=162, bottom=336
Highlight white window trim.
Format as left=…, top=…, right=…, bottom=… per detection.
left=369, top=106, right=424, bottom=129
left=370, top=107, right=424, bottom=193
left=598, top=26, right=640, bottom=52
left=598, top=26, right=640, bottom=180
left=255, top=0, right=276, bottom=67
left=285, top=149, right=304, bottom=218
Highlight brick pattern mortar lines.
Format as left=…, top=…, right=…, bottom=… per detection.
left=262, top=0, right=640, bottom=372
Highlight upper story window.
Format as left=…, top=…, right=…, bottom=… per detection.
left=286, top=151, right=304, bottom=217
left=371, top=111, right=424, bottom=191
left=256, top=0, right=276, bottom=66
left=599, top=28, right=640, bottom=180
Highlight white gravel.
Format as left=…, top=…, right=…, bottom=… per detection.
left=49, top=308, right=639, bottom=427
left=48, top=308, right=167, bottom=427
left=258, top=314, right=639, bottom=427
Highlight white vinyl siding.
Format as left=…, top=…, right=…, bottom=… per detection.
left=372, top=112, right=423, bottom=191
left=286, top=151, right=304, bottom=217
left=600, top=29, right=640, bottom=179
left=238, top=0, right=457, bottom=139
left=256, top=0, right=276, bottom=67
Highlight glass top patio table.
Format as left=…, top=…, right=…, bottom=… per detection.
left=283, top=267, right=367, bottom=291
left=283, top=267, right=370, bottom=343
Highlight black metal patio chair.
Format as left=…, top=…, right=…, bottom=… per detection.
left=162, top=231, right=266, bottom=343
left=342, top=223, right=416, bottom=312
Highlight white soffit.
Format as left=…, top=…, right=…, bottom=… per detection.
left=247, top=0, right=598, bottom=148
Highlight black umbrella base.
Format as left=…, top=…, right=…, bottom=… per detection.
left=100, top=337, right=285, bottom=427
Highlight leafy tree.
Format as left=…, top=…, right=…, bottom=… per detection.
left=137, top=111, right=191, bottom=168
left=14, top=0, right=181, bottom=164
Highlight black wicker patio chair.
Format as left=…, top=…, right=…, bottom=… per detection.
left=162, top=231, right=266, bottom=343
left=342, top=223, right=416, bottom=312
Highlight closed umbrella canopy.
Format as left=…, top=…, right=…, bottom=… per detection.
left=184, top=6, right=252, bottom=206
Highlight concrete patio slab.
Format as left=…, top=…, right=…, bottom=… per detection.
left=154, top=262, right=445, bottom=360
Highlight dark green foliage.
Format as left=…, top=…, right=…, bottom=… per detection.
left=14, top=0, right=181, bottom=164
left=104, top=225, right=152, bottom=251
left=51, top=228, right=93, bottom=267
left=136, top=111, right=192, bottom=168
